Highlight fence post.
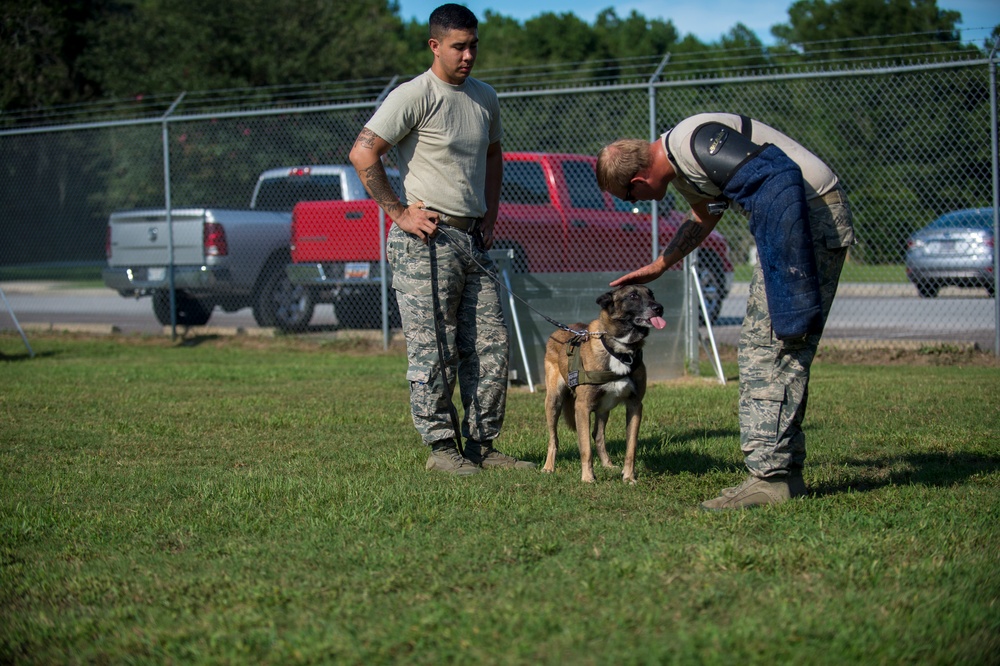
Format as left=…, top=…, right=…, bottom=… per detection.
left=989, top=40, right=999, bottom=357
left=161, top=92, right=186, bottom=341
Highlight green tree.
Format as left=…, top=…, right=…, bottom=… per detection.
left=0, top=0, right=111, bottom=110
left=77, top=0, right=410, bottom=98
left=771, top=0, right=964, bottom=59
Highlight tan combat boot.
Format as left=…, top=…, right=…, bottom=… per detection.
left=425, top=441, right=481, bottom=476
left=700, top=473, right=807, bottom=511
left=465, top=440, right=537, bottom=470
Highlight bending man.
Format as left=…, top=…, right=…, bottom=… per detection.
left=597, top=112, right=855, bottom=509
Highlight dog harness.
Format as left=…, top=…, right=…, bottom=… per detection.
left=566, top=335, right=641, bottom=389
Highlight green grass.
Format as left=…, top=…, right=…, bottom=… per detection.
left=4, top=261, right=906, bottom=288
left=732, top=262, right=907, bottom=283
left=0, top=264, right=104, bottom=287
left=2, top=332, right=998, bottom=664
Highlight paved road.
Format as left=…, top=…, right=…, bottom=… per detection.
left=711, top=282, right=997, bottom=350
left=2, top=281, right=997, bottom=350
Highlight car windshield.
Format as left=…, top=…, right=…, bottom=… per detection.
left=928, top=209, right=993, bottom=232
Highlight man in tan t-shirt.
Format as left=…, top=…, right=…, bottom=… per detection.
left=596, top=113, right=855, bottom=510
left=349, top=3, right=534, bottom=475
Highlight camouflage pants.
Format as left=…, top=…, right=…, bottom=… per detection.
left=387, top=224, right=510, bottom=447
left=738, top=188, right=855, bottom=477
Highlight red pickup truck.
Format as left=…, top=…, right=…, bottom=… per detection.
left=286, top=152, right=733, bottom=329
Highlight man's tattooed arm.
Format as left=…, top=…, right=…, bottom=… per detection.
left=352, top=130, right=404, bottom=218
left=662, top=216, right=711, bottom=262
left=359, top=162, right=404, bottom=218
left=354, top=128, right=378, bottom=151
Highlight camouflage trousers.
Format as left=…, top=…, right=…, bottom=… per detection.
left=738, top=188, right=855, bottom=477
left=387, top=223, right=510, bottom=447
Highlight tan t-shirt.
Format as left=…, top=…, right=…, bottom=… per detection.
left=664, top=112, right=838, bottom=209
left=365, top=69, right=503, bottom=219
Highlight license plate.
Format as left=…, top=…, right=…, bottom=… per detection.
left=344, top=263, right=370, bottom=280
left=147, top=267, right=166, bottom=281
left=928, top=241, right=956, bottom=253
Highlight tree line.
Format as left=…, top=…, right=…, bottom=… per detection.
left=2, top=0, right=995, bottom=113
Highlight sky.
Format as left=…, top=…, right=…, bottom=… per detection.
left=395, top=0, right=999, bottom=45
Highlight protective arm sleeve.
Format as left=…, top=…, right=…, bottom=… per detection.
left=722, top=145, right=824, bottom=340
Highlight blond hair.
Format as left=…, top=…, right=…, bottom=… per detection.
left=596, top=139, right=650, bottom=194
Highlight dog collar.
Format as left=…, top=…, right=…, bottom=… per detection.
left=600, top=336, right=641, bottom=367
left=565, top=336, right=640, bottom=389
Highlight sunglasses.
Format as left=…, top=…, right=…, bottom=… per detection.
left=624, top=179, right=637, bottom=202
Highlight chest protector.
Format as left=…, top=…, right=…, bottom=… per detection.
left=690, top=118, right=765, bottom=190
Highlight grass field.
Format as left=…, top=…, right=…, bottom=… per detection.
left=731, top=261, right=908, bottom=283
left=3, top=260, right=907, bottom=288
left=2, top=332, right=998, bottom=664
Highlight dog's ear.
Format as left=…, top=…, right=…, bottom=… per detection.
left=596, top=290, right=616, bottom=310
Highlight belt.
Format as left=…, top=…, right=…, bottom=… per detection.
left=809, top=186, right=847, bottom=209
left=436, top=213, right=481, bottom=233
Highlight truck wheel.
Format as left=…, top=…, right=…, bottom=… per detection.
left=696, top=253, right=727, bottom=325
left=254, top=269, right=315, bottom=331
left=915, top=280, right=939, bottom=298
left=336, top=287, right=400, bottom=329
left=152, top=289, right=213, bottom=327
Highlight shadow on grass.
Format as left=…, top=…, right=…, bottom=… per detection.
left=175, top=334, right=223, bottom=347
left=812, top=452, right=1000, bottom=496
left=544, top=429, right=743, bottom=477
left=0, top=350, right=58, bottom=362
left=578, top=433, right=999, bottom=497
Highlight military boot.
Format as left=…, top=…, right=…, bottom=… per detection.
left=465, top=440, right=537, bottom=470
left=700, top=473, right=807, bottom=511
left=425, top=440, right=481, bottom=476
left=718, top=469, right=806, bottom=497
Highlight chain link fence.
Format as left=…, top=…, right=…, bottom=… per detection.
left=2, top=53, right=998, bottom=371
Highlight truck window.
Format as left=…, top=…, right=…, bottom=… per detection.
left=500, top=162, right=550, bottom=205
left=562, top=160, right=605, bottom=210
left=254, top=176, right=345, bottom=212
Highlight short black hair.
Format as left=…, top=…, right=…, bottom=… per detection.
left=429, top=3, right=478, bottom=36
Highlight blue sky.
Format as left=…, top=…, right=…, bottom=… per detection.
left=395, top=0, right=998, bottom=45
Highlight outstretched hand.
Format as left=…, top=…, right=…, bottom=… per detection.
left=610, top=256, right=668, bottom=287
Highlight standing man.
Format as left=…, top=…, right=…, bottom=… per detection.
left=349, top=3, right=534, bottom=476
left=596, top=112, right=855, bottom=509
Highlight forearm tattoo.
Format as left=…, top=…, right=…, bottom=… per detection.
left=663, top=218, right=709, bottom=259
left=357, top=156, right=404, bottom=217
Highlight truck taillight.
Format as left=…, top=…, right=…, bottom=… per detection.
left=105, top=225, right=112, bottom=259
left=204, top=222, right=228, bottom=256
left=288, top=167, right=311, bottom=177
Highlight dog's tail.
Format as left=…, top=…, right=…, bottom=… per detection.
left=561, top=399, right=576, bottom=432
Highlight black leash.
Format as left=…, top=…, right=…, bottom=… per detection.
left=428, top=237, right=466, bottom=456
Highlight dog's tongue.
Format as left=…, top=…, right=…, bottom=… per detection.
left=650, top=316, right=666, bottom=330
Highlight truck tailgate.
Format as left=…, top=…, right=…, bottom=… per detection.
left=291, top=200, right=386, bottom=263
left=107, top=208, right=207, bottom=266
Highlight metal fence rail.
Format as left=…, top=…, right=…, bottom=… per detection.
left=2, top=51, right=997, bottom=365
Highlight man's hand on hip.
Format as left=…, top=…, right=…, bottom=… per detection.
left=395, top=201, right=440, bottom=243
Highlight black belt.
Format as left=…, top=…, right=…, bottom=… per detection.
left=436, top=213, right=481, bottom=233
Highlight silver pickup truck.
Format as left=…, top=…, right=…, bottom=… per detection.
left=103, top=165, right=373, bottom=331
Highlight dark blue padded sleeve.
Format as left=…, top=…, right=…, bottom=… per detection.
left=721, top=145, right=824, bottom=340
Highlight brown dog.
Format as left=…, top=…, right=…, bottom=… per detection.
left=542, top=285, right=665, bottom=483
